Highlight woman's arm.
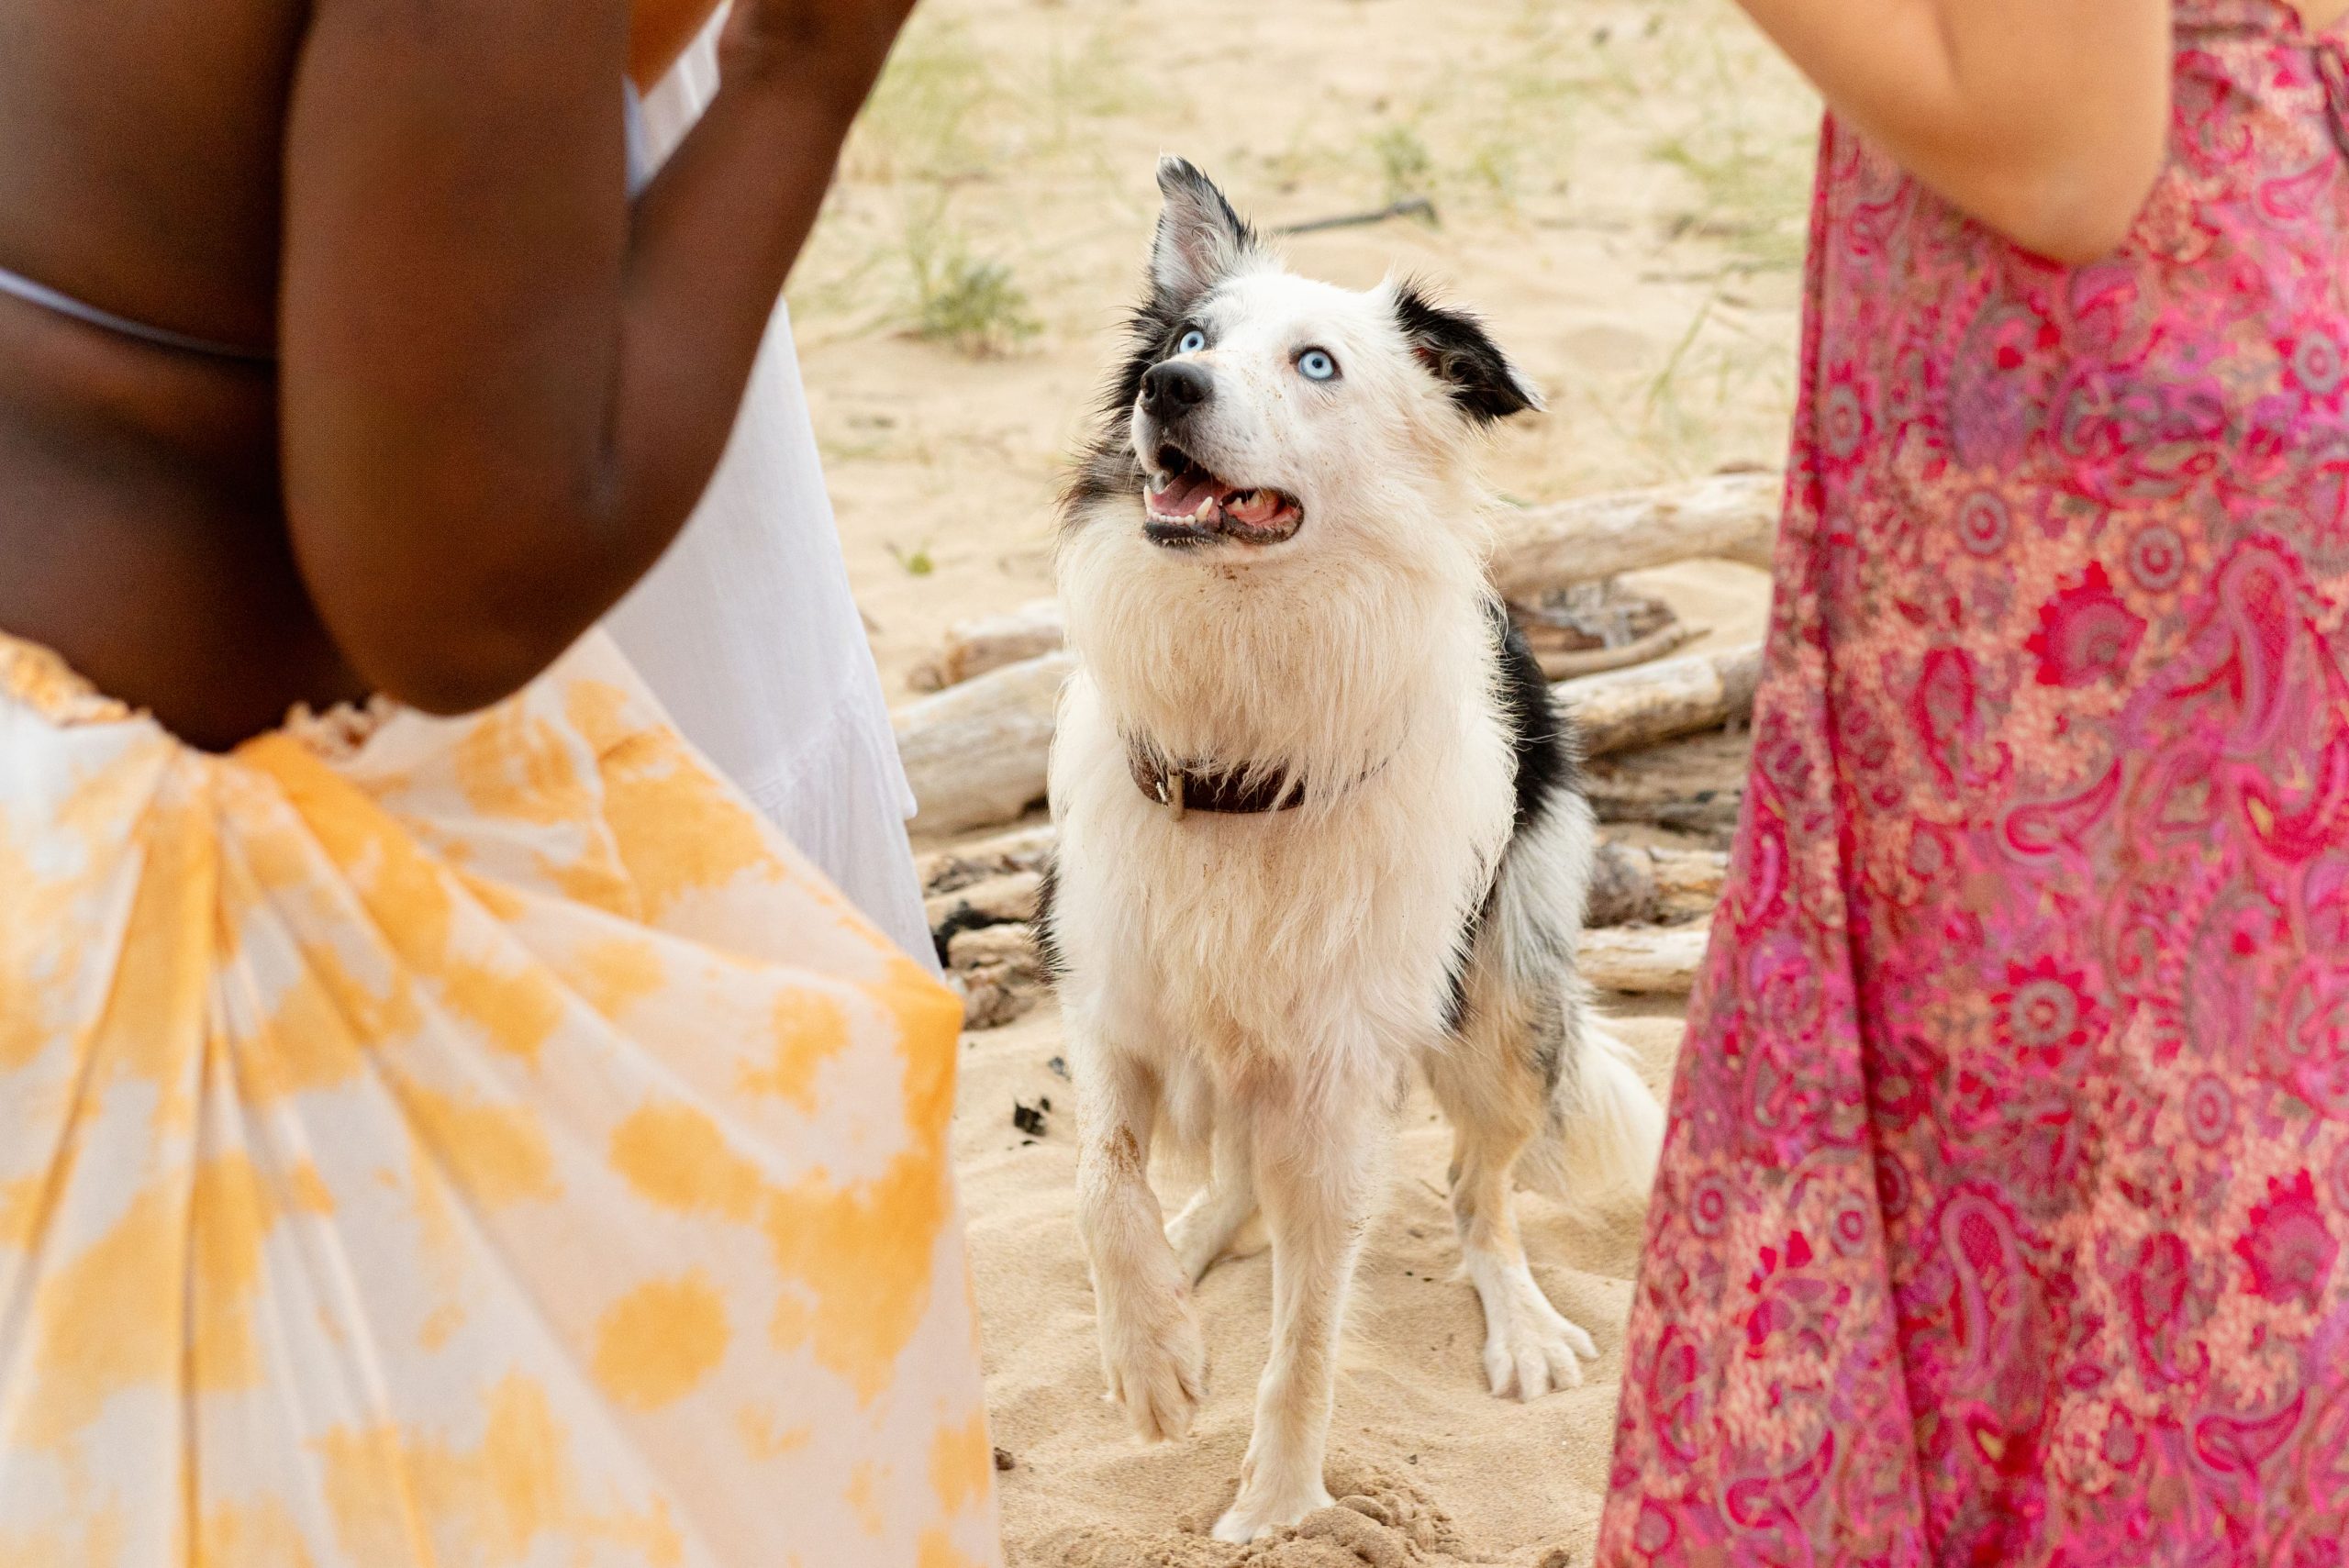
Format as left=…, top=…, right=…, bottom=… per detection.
left=279, top=0, right=911, bottom=713
left=1735, top=0, right=2172, bottom=262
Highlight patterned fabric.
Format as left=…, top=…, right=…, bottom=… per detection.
left=1599, top=4, right=2349, bottom=1563
left=0, top=629, right=998, bottom=1567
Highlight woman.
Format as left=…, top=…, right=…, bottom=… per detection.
left=0, top=2, right=996, bottom=1562
left=1603, top=2, right=2349, bottom=1562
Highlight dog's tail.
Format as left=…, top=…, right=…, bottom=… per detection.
left=1519, top=1019, right=1665, bottom=1203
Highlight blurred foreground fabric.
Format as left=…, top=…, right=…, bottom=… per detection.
left=0, top=626, right=997, bottom=1565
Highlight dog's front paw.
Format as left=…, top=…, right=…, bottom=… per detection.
left=1098, top=1285, right=1207, bottom=1442
left=1479, top=1279, right=1598, bottom=1401
left=1212, top=1482, right=1336, bottom=1543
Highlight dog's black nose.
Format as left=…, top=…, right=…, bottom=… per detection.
left=1141, top=360, right=1214, bottom=416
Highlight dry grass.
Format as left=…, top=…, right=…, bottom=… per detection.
left=791, top=0, right=1825, bottom=676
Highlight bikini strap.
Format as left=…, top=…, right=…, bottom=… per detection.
left=0, top=263, right=274, bottom=364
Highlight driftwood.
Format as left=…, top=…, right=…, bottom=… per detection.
left=1537, top=621, right=1703, bottom=681
left=896, top=651, right=1074, bottom=836
left=1562, top=643, right=1763, bottom=758
left=916, top=823, right=1720, bottom=938
left=1586, top=842, right=1731, bottom=928
left=949, top=923, right=1043, bottom=974
left=947, top=920, right=1050, bottom=1030
left=1582, top=727, right=1754, bottom=846
left=911, top=593, right=1703, bottom=691
left=926, top=871, right=1046, bottom=982
left=955, top=970, right=1044, bottom=1030
left=894, top=644, right=1761, bottom=837
left=1489, top=473, right=1779, bottom=604
left=1580, top=926, right=1711, bottom=995
left=916, top=825, right=1059, bottom=896
left=1650, top=848, right=1731, bottom=920
left=906, top=476, right=1778, bottom=695
left=924, top=871, right=1044, bottom=930
left=908, top=599, right=1068, bottom=693
left=939, top=909, right=1710, bottom=1021
left=1589, top=789, right=1743, bottom=840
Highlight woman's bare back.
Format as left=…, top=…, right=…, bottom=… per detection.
left=0, top=0, right=914, bottom=752
left=0, top=0, right=351, bottom=750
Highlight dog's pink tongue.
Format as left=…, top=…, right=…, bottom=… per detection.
left=1149, top=469, right=1227, bottom=518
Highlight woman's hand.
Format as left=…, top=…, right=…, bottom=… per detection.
left=721, top=0, right=922, bottom=109
left=1735, top=0, right=2172, bottom=263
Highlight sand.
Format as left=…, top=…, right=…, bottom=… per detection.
left=956, top=1006, right=1689, bottom=1565
left=792, top=0, right=1812, bottom=1558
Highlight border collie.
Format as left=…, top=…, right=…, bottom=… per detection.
left=1041, top=159, right=1664, bottom=1541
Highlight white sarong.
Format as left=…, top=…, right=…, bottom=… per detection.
left=609, top=37, right=935, bottom=971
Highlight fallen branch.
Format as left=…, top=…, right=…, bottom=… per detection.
left=955, top=966, right=1045, bottom=1030
left=1588, top=788, right=1745, bottom=841
left=916, top=824, right=1058, bottom=895
left=1275, top=196, right=1438, bottom=235
left=1586, top=842, right=1731, bottom=928
left=937, top=913, right=1709, bottom=1018
left=1580, top=926, right=1710, bottom=995
left=1490, top=473, right=1779, bottom=603
left=1561, top=643, right=1762, bottom=757
left=947, top=919, right=1051, bottom=1030
left=948, top=923, right=1042, bottom=975
left=906, top=476, right=1776, bottom=698
left=926, top=872, right=1044, bottom=967
left=908, top=599, right=1068, bottom=693
left=896, top=652, right=1074, bottom=836
left=1649, top=847, right=1731, bottom=920
left=1536, top=620, right=1703, bottom=681
left=894, top=643, right=1761, bottom=836
left=912, top=595, right=1708, bottom=694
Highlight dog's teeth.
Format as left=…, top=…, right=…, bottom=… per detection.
left=1194, top=496, right=1216, bottom=523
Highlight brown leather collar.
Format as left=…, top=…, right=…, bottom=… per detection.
left=1127, top=740, right=1305, bottom=820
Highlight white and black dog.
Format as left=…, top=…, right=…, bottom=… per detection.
left=1040, top=159, right=1664, bottom=1540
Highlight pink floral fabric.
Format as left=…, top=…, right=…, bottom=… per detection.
left=1598, top=5, right=2349, bottom=1563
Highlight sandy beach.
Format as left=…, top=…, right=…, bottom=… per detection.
left=793, top=1, right=1817, bottom=1557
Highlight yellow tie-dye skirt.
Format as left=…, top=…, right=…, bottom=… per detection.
left=0, top=628, right=998, bottom=1567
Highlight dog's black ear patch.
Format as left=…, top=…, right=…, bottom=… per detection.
left=1393, top=282, right=1542, bottom=424
left=1060, top=160, right=1262, bottom=520
left=1152, top=157, right=1259, bottom=304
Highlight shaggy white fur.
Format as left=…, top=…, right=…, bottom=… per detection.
left=1050, top=159, right=1663, bottom=1543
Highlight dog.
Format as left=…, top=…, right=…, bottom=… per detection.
left=1040, top=158, right=1665, bottom=1542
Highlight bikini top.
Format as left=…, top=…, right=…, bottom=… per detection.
left=0, top=262, right=274, bottom=363
left=0, top=87, right=656, bottom=368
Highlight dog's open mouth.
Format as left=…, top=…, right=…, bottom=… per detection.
left=1142, top=444, right=1303, bottom=547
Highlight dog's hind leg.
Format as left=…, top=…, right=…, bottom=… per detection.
left=1076, top=1039, right=1207, bottom=1443
left=1213, top=1064, right=1383, bottom=1543
left=1425, top=991, right=1599, bottom=1401
left=1165, top=1113, right=1258, bottom=1284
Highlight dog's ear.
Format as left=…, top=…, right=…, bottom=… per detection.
left=1392, top=281, right=1543, bottom=424
left=1152, top=157, right=1258, bottom=303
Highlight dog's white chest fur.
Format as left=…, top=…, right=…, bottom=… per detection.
left=1049, top=621, right=1512, bottom=1071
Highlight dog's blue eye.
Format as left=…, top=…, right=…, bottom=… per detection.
left=1297, top=349, right=1340, bottom=383
left=1177, top=328, right=1208, bottom=354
